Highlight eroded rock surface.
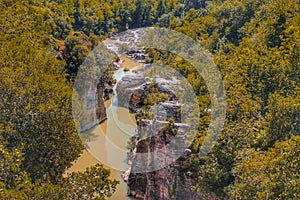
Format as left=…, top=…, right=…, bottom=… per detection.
left=116, top=74, right=150, bottom=111
left=124, top=99, right=203, bottom=199
left=80, top=71, right=114, bottom=132
left=116, top=73, right=180, bottom=112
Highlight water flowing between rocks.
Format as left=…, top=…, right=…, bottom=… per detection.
left=67, top=57, right=141, bottom=200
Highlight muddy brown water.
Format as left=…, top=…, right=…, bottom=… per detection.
left=66, top=57, right=141, bottom=200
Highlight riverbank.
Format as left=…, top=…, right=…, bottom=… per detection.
left=66, top=56, right=141, bottom=200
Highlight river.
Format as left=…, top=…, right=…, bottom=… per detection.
left=67, top=56, right=141, bottom=200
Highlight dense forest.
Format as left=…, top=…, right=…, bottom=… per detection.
left=0, top=0, right=299, bottom=199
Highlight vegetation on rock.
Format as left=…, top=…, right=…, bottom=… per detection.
left=0, top=0, right=299, bottom=199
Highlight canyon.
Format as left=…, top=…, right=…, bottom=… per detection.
left=116, top=70, right=203, bottom=200
left=71, top=30, right=204, bottom=200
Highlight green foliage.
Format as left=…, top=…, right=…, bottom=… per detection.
left=1, top=0, right=299, bottom=199
left=136, top=106, right=151, bottom=120
left=184, top=0, right=206, bottom=11
left=0, top=131, right=64, bottom=199
left=143, top=91, right=170, bottom=106
left=0, top=132, right=118, bottom=199
left=63, top=32, right=95, bottom=79
left=0, top=36, right=84, bottom=182
left=262, top=92, right=300, bottom=147
left=135, top=83, right=170, bottom=121
left=148, top=0, right=299, bottom=198
left=127, top=135, right=138, bottom=150
left=162, top=118, right=177, bottom=136
left=64, top=164, right=119, bottom=200
left=0, top=1, right=119, bottom=199
left=228, top=135, right=300, bottom=199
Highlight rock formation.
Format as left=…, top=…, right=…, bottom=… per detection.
left=116, top=73, right=180, bottom=112
left=117, top=72, right=204, bottom=199
left=80, top=69, right=114, bottom=132
left=125, top=102, right=203, bottom=200
left=116, top=74, right=150, bottom=111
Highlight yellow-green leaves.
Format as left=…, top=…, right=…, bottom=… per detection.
left=229, top=135, right=300, bottom=199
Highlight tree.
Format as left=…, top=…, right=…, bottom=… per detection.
left=184, top=0, right=206, bottom=11
left=64, top=164, right=119, bottom=200
left=228, top=135, right=300, bottom=199
left=0, top=37, right=84, bottom=182
left=0, top=1, right=119, bottom=198
left=63, top=32, right=97, bottom=80
left=0, top=127, right=64, bottom=199
left=0, top=1, right=84, bottom=182
left=262, top=92, right=300, bottom=147
left=0, top=127, right=119, bottom=200
left=167, top=1, right=299, bottom=198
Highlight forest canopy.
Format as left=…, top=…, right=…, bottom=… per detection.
left=0, top=0, right=299, bottom=199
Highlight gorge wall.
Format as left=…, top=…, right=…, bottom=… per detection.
left=79, top=67, right=115, bottom=132
left=117, top=72, right=206, bottom=200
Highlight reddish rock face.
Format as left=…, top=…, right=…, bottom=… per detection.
left=95, top=77, right=115, bottom=124
left=118, top=73, right=213, bottom=199
left=96, top=86, right=107, bottom=123
left=128, top=134, right=204, bottom=199
left=136, top=139, right=150, bottom=153
left=131, top=89, right=147, bottom=107
left=127, top=120, right=205, bottom=200
left=116, top=74, right=180, bottom=112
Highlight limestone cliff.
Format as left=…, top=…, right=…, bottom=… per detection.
left=126, top=109, right=203, bottom=200
left=80, top=68, right=114, bottom=132
left=117, top=73, right=206, bottom=199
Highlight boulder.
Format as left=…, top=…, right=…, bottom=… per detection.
left=116, top=74, right=181, bottom=112
left=116, top=74, right=150, bottom=111
left=154, top=77, right=181, bottom=100
left=157, top=101, right=181, bottom=122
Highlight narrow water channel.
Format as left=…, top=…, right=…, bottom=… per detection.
left=67, top=57, right=141, bottom=200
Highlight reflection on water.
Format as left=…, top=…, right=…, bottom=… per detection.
left=67, top=59, right=140, bottom=200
